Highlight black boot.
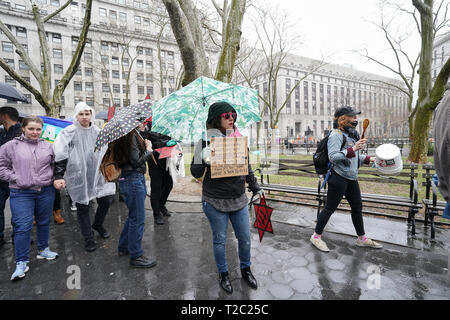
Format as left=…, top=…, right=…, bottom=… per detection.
left=154, top=213, right=164, bottom=225
left=161, top=206, right=171, bottom=217
left=241, top=267, right=258, bottom=289
left=219, top=272, right=233, bottom=294
left=85, top=240, right=97, bottom=252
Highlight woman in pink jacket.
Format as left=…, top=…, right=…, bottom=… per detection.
left=0, top=116, right=58, bottom=281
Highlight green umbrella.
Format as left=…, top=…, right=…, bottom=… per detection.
left=151, top=76, right=260, bottom=143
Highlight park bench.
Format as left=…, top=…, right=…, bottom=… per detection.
left=256, top=158, right=422, bottom=234
left=421, top=164, right=448, bottom=239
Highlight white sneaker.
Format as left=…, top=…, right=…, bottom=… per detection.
left=10, top=261, right=29, bottom=281
left=71, top=203, right=77, bottom=211
left=356, top=238, right=383, bottom=249
left=310, top=235, right=330, bottom=252
left=37, top=247, right=59, bottom=260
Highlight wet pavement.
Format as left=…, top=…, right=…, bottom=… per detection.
left=0, top=191, right=449, bottom=300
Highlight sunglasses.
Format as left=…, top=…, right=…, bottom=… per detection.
left=220, top=112, right=237, bottom=120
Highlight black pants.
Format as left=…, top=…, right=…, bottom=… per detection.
left=315, top=170, right=365, bottom=236
left=75, top=196, right=112, bottom=242
left=148, top=160, right=173, bottom=216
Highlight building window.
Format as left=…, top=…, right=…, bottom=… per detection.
left=110, top=10, right=117, bottom=20
left=136, top=46, right=143, bottom=55
left=15, top=4, right=26, bottom=10
left=143, top=18, right=150, bottom=27
left=74, top=81, right=82, bottom=91
left=99, top=7, right=107, bottom=17
left=138, top=86, right=144, bottom=95
left=74, top=97, right=84, bottom=105
left=54, top=64, right=63, bottom=74
left=2, top=41, right=13, bottom=52
left=5, top=75, right=16, bottom=87
left=112, top=70, right=120, bottom=79
left=146, top=73, right=152, bottom=82
left=111, top=56, right=119, bottom=65
left=53, top=48, right=63, bottom=59
left=146, top=61, right=153, bottom=70
left=50, top=0, right=59, bottom=6
left=122, top=71, right=129, bottom=79
left=75, top=67, right=81, bottom=76
left=122, top=58, right=129, bottom=67
left=119, top=12, right=127, bottom=21
left=137, top=73, right=144, bottom=81
left=285, top=78, right=291, bottom=114
left=101, top=69, right=109, bottom=78
left=85, top=82, right=93, bottom=92
left=19, top=60, right=29, bottom=70
left=319, top=83, right=324, bottom=115
left=102, top=83, right=110, bottom=92
left=84, top=52, right=92, bottom=62
left=145, top=48, right=152, bottom=56
left=86, top=97, right=94, bottom=107
left=135, top=16, right=141, bottom=24
left=146, top=86, right=153, bottom=96
left=71, top=36, right=79, bottom=46
left=101, top=41, right=109, bottom=51
left=52, top=33, right=61, bottom=43
left=311, top=82, right=316, bottom=115
left=70, top=1, right=78, bottom=9
left=103, top=98, right=110, bottom=107
left=303, top=81, right=309, bottom=115
left=16, top=27, right=27, bottom=38
left=113, top=84, right=120, bottom=93
left=136, top=59, right=144, bottom=68
left=85, top=67, right=93, bottom=77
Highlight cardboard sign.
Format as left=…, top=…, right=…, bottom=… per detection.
left=210, top=136, right=248, bottom=178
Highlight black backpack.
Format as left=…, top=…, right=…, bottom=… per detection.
left=313, top=131, right=346, bottom=174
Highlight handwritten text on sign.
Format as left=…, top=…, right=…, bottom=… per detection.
left=210, top=136, right=248, bottom=178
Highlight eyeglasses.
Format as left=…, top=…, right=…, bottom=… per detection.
left=220, top=112, right=237, bottom=120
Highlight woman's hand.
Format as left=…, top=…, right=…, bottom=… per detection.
left=352, top=138, right=367, bottom=151
left=54, top=179, right=65, bottom=190
left=145, top=139, right=153, bottom=152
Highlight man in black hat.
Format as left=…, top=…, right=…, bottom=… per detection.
left=310, top=106, right=382, bottom=252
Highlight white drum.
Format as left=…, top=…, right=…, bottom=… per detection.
left=374, top=143, right=403, bottom=175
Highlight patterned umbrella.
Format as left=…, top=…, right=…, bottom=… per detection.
left=94, top=100, right=152, bottom=151
left=151, top=76, right=260, bottom=143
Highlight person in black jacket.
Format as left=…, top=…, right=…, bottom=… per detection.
left=139, top=120, right=173, bottom=225
left=190, top=101, right=263, bottom=295
left=110, top=128, right=157, bottom=268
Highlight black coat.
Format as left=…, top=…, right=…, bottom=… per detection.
left=190, top=139, right=261, bottom=199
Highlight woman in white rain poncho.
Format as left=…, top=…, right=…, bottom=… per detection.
left=53, top=102, right=115, bottom=252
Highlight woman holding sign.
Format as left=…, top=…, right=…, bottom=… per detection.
left=190, top=102, right=263, bottom=295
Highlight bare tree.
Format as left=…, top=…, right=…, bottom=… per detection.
left=409, top=0, right=450, bottom=162
left=358, top=0, right=420, bottom=142
left=0, top=0, right=93, bottom=116
left=161, top=0, right=247, bottom=86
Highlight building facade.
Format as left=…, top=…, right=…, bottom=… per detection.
left=432, top=31, right=450, bottom=85
left=0, top=0, right=182, bottom=117
left=248, top=54, right=409, bottom=143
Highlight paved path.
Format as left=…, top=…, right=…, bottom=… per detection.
left=0, top=193, right=449, bottom=300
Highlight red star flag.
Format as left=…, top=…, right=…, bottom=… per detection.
left=253, top=194, right=274, bottom=242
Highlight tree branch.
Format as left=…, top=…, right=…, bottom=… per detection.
left=43, top=0, right=73, bottom=23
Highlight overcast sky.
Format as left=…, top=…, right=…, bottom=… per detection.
left=246, top=0, right=433, bottom=79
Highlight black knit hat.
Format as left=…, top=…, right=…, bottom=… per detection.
left=206, top=101, right=237, bottom=124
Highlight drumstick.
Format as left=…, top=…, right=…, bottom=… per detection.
left=361, top=118, right=369, bottom=140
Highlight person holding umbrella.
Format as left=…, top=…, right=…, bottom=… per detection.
left=190, top=101, right=263, bottom=295
left=53, top=102, right=115, bottom=252
left=95, top=100, right=156, bottom=268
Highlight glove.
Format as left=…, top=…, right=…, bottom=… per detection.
left=202, top=147, right=211, bottom=165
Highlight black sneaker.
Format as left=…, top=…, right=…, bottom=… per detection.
left=161, top=206, right=171, bottom=217
left=130, top=255, right=157, bottom=268
left=154, top=214, right=164, bottom=225
left=92, top=225, right=110, bottom=239
left=85, top=240, right=97, bottom=252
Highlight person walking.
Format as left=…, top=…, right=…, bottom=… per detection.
left=139, top=120, right=173, bottom=225
left=53, top=102, right=115, bottom=252
left=110, top=128, right=157, bottom=268
left=310, top=106, right=383, bottom=252
left=0, top=107, right=22, bottom=247
left=190, top=101, right=262, bottom=295
left=0, top=116, right=58, bottom=280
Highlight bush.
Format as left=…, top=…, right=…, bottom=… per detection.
left=427, top=141, right=434, bottom=156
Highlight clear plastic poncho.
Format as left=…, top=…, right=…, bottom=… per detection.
left=54, top=102, right=116, bottom=205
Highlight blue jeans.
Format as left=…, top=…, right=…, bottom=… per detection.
left=118, top=172, right=147, bottom=260
left=0, top=182, right=9, bottom=239
left=9, top=186, right=55, bottom=263
left=202, top=201, right=251, bottom=273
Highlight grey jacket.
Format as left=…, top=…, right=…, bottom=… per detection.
left=328, top=129, right=370, bottom=181
left=433, top=91, right=450, bottom=202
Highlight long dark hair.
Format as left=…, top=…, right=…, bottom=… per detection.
left=111, top=130, right=145, bottom=167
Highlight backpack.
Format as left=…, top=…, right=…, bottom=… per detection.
left=99, top=146, right=122, bottom=182
left=313, top=131, right=346, bottom=174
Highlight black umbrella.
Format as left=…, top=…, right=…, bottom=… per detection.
left=0, top=82, right=28, bottom=103
left=95, top=100, right=152, bottom=151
